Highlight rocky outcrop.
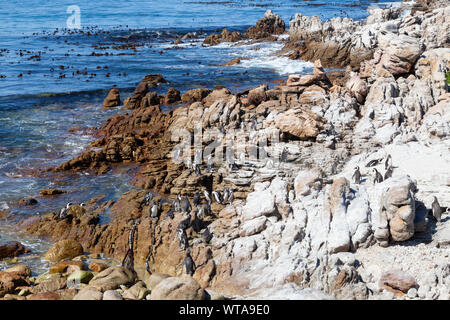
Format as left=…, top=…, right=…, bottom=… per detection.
left=123, top=74, right=166, bottom=109
left=0, top=241, right=30, bottom=260
left=203, top=10, right=285, bottom=46
left=246, top=9, right=285, bottom=39
left=285, top=3, right=449, bottom=70
left=102, top=88, right=121, bottom=108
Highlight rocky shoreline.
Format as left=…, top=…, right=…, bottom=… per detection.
left=1, top=0, right=449, bottom=300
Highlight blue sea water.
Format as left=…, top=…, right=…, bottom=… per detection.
left=0, top=0, right=399, bottom=268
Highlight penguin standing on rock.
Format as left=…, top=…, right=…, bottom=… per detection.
left=174, top=194, right=181, bottom=212
left=58, top=202, right=73, bottom=220
left=223, top=188, right=230, bottom=204
left=385, top=154, right=392, bottom=170
left=176, top=226, right=189, bottom=251
left=202, top=227, right=213, bottom=243
left=193, top=192, right=201, bottom=207
left=384, top=165, right=394, bottom=180
left=144, top=192, right=153, bottom=206
left=352, top=166, right=361, bottom=184
left=194, top=163, right=201, bottom=176
left=181, top=195, right=192, bottom=213
left=373, top=168, right=383, bottom=184
left=203, top=190, right=212, bottom=205
left=150, top=200, right=159, bottom=220
left=181, top=248, right=196, bottom=276
left=207, top=155, right=214, bottom=173
left=203, top=202, right=212, bottom=217
left=122, top=219, right=138, bottom=277
left=281, top=147, right=289, bottom=163
left=432, top=196, right=441, bottom=222
left=212, top=190, right=223, bottom=204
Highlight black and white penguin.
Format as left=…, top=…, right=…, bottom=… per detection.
left=203, top=190, right=211, bottom=205
left=352, top=166, right=361, bottom=184
left=222, top=188, right=230, bottom=204
left=197, top=205, right=205, bottom=219
left=194, top=163, right=201, bottom=176
left=144, top=192, right=153, bottom=206
left=191, top=210, right=203, bottom=233
left=227, top=188, right=234, bottom=205
left=150, top=200, right=159, bottom=220
left=385, top=154, right=392, bottom=170
left=181, top=195, right=192, bottom=213
left=173, top=194, right=182, bottom=212
left=251, top=116, right=257, bottom=131
left=373, top=168, right=383, bottom=184
left=384, top=165, right=394, bottom=180
left=281, top=147, right=289, bottom=162
left=122, top=219, right=138, bottom=276
left=176, top=228, right=188, bottom=251
left=58, top=202, right=73, bottom=220
left=366, top=158, right=383, bottom=167
left=212, top=190, right=223, bottom=204
left=206, top=154, right=214, bottom=173
left=193, top=192, right=201, bottom=207
left=432, top=196, right=441, bottom=222
left=182, top=248, right=196, bottom=276
left=202, top=227, right=213, bottom=243
left=203, top=202, right=212, bottom=217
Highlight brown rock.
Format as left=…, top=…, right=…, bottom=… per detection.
left=144, top=272, right=172, bottom=290
left=73, top=286, right=103, bottom=300
left=0, top=241, right=30, bottom=260
left=40, top=189, right=67, bottom=196
left=88, top=266, right=135, bottom=292
left=181, top=88, right=212, bottom=103
left=269, top=107, right=326, bottom=140
left=379, top=270, right=417, bottom=295
left=149, top=276, right=205, bottom=300
left=247, top=85, right=268, bottom=106
left=18, top=198, right=38, bottom=206
left=89, top=262, right=109, bottom=273
left=164, top=88, right=181, bottom=105
left=44, top=240, right=84, bottom=262
left=102, top=88, right=121, bottom=108
left=0, top=271, right=30, bottom=297
left=3, top=265, right=32, bottom=277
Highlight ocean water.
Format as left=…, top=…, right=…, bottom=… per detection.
left=0, top=0, right=398, bottom=266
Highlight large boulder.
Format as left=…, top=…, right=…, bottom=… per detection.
left=72, top=286, right=103, bottom=300
left=375, top=176, right=417, bottom=246
left=377, top=34, right=423, bottom=75
left=122, top=281, right=149, bottom=300
left=267, top=107, right=326, bottom=140
left=379, top=270, right=417, bottom=294
left=44, top=240, right=84, bottom=262
left=294, top=168, right=323, bottom=198
left=88, top=267, right=135, bottom=292
left=144, top=272, right=172, bottom=290
left=149, top=276, right=205, bottom=300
